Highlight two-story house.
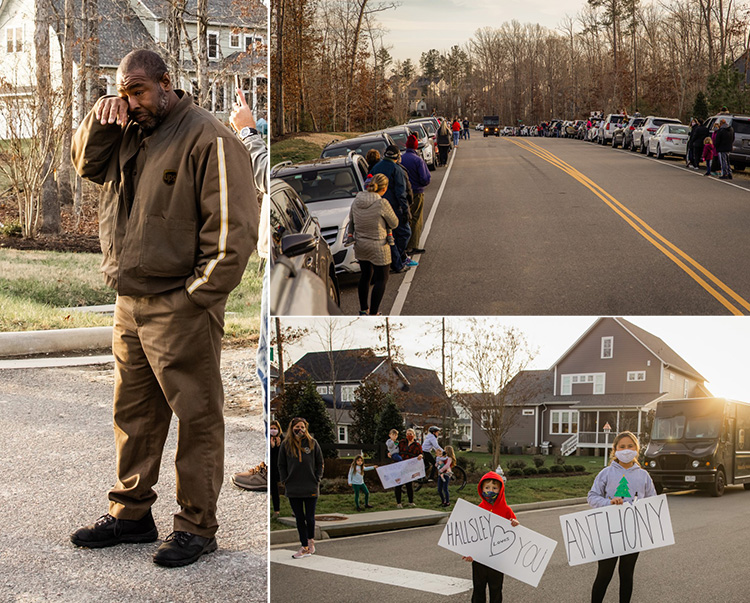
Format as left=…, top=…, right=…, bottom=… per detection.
left=276, top=348, right=456, bottom=445
left=469, top=317, right=712, bottom=456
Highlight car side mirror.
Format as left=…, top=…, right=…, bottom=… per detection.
left=281, top=233, right=317, bottom=258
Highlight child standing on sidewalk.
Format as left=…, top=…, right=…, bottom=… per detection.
left=702, top=137, right=717, bottom=176
left=347, top=455, right=377, bottom=511
left=385, top=429, right=402, bottom=462
left=435, top=446, right=457, bottom=507
left=587, top=431, right=656, bottom=603
left=462, top=471, right=520, bottom=603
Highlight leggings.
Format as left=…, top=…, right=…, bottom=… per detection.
left=288, top=496, right=318, bottom=548
left=270, top=478, right=280, bottom=513
left=437, top=474, right=451, bottom=504
left=352, top=483, right=369, bottom=508
left=591, top=552, right=639, bottom=603
left=358, top=261, right=389, bottom=314
left=394, top=481, right=414, bottom=504
left=472, top=561, right=504, bottom=603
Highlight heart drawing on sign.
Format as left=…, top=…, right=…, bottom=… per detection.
left=394, top=478, right=401, bottom=484
left=489, top=525, right=517, bottom=557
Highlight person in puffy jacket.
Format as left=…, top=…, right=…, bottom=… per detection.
left=462, top=471, right=520, bottom=603
left=714, top=119, right=735, bottom=179
left=587, top=431, right=656, bottom=603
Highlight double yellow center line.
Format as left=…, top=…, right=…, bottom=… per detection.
left=507, top=137, right=750, bottom=315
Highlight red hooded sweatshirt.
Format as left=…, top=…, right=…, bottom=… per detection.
left=477, top=471, right=516, bottom=520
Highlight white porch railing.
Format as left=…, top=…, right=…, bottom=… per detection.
left=561, top=433, right=579, bottom=456
left=578, top=431, right=645, bottom=447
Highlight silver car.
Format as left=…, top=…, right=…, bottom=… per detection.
left=647, top=124, right=690, bottom=159
left=633, top=116, right=682, bottom=154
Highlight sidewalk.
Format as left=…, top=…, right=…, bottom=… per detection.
left=270, top=496, right=588, bottom=545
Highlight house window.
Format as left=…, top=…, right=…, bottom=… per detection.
left=561, top=373, right=605, bottom=395
left=208, top=32, right=219, bottom=59
left=669, top=372, right=675, bottom=380
left=522, top=409, right=534, bottom=416
left=601, top=336, right=613, bottom=359
left=211, top=82, right=226, bottom=112
left=338, top=426, right=348, bottom=443
left=627, top=371, right=646, bottom=381
left=340, top=385, right=357, bottom=402
left=6, top=27, right=23, bottom=53
left=316, top=385, right=332, bottom=395
left=230, top=32, right=241, bottom=48
left=245, top=34, right=258, bottom=51
left=551, top=410, right=578, bottom=435
left=684, top=379, right=689, bottom=397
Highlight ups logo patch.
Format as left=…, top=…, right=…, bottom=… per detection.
left=163, top=170, right=178, bottom=185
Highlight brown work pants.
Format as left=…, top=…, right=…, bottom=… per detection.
left=108, top=288, right=226, bottom=538
left=407, top=192, right=424, bottom=250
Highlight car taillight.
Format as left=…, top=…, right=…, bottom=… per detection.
left=648, top=127, right=657, bottom=133
left=666, top=137, right=684, bottom=143
left=629, top=126, right=635, bottom=130
left=606, top=124, right=610, bottom=130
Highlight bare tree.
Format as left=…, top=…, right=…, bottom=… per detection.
left=455, top=320, right=539, bottom=469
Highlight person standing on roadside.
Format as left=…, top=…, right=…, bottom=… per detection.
left=689, top=119, right=709, bottom=170
left=370, top=145, right=412, bottom=274
left=365, top=148, right=381, bottom=171
left=401, top=133, right=431, bottom=256
left=346, top=173, right=399, bottom=315
left=452, top=117, right=462, bottom=147
left=436, top=119, right=452, bottom=166
left=278, top=418, right=324, bottom=559
left=463, top=117, right=471, bottom=140
left=228, top=86, right=271, bottom=492
left=394, top=428, right=423, bottom=508
left=715, top=118, right=735, bottom=180
left=70, top=49, right=258, bottom=568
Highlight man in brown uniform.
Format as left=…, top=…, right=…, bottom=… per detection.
left=69, top=49, right=258, bottom=567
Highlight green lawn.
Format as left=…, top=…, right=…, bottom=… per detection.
left=270, top=132, right=361, bottom=166
left=0, top=249, right=262, bottom=337
left=270, top=452, right=602, bottom=531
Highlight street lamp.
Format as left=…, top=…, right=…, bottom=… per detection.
left=603, top=422, right=612, bottom=467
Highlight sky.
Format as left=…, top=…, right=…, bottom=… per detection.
left=378, top=0, right=591, bottom=63
left=273, top=316, right=750, bottom=401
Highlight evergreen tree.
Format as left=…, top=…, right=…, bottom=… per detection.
left=614, top=476, right=632, bottom=498
left=707, top=62, right=749, bottom=114
left=275, top=381, right=305, bottom=431
left=350, top=381, right=388, bottom=446
left=293, top=381, right=338, bottom=458
left=692, top=91, right=709, bottom=122
left=375, top=396, right=406, bottom=446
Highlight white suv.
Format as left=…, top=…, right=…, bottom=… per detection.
left=633, top=116, right=682, bottom=154
left=598, top=114, right=627, bottom=145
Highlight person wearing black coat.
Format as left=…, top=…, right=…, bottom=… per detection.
left=714, top=119, right=735, bottom=179
left=269, top=420, right=283, bottom=518
left=689, top=120, right=710, bottom=169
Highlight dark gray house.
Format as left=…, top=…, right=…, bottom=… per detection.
left=277, top=348, right=455, bottom=444
left=469, top=317, right=712, bottom=456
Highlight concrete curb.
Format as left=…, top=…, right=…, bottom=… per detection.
left=0, top=327, right=112, bottom=357
left=269, top=496, right=589, bottom=545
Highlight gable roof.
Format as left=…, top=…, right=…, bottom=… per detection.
left=284, top=348, right=386, bottom=383
left=551, top=317, right=706, bottom=382
left=137, top=0, right=265, bottom=27
left=394, top=363, right=454, bottom=417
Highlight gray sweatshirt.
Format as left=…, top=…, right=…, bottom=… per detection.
left=588, top=461, right=657, bottom=508
left=278, top=438, right=324, bottom=498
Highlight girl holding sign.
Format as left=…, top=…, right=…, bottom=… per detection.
left=587, top=431, right=657, bottom=603
left=394, top=428, right=423, bottom=508
left=347, top=455, right=377, bottom=511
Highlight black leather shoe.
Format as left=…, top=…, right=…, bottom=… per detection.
left=70, top=510, right=158, bottom=548
left=153, top=531, right=217, bottom=567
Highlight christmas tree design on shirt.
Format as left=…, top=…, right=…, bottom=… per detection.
left=615, top=476, right=631, bottom=499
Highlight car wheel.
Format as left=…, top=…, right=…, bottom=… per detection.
left=654, top=482, right=664, bottom=495
left=732, top=163, right=745, bottom=171
left=744, top=482, right=750, bottom=490
left=612, top=138, right=618, bottom=149
left=646, top=142, right=653, bottom=157
left=640, top=138, right=647, bottom=154
left=709, top=469, right=726, bottom=497
left=656, top=144, right=663, bottom=159
left=327, top=269, right=340, bottom=306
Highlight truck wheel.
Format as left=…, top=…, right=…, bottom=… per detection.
left=744, top=483, right=750, bottom=490
left=654, top=482, right=664, bottom=495
left=709, top=469, right=726, bottom=497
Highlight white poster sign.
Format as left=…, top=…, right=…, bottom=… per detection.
left=376, top=457, right=425, bottom=489
left=559, top=494, right=675, bottom=566
left=437, top=498, right=557, bottom=588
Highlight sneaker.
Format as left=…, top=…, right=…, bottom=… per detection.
left=308, top=539, right=316, bottom=554
left=152, top=531, right=217, bottom=567
left=364, top=505, right=373, bottom=509
left=407, top=502, right=416, bottom=508
left=359, top=310, right=368, bottom=316
left=70, top=510, right=158, bottom=548
left=396, top=503, right=403, bottom=509
left=292, top=546, right=311, bottom=559
left=231, top=462, right=267, bottom=491
left=406, top=259, right=419, bottom=267
left=410, top=248, right=426, bottom=254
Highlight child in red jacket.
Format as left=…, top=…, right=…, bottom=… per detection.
left=702, top=137, right=717, bottom=176
left=462, top=471, right=519, bottom=603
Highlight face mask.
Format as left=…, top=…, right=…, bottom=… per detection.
left=481, top=491, right=499, bottom=504
left=615, top=449, right=638, bottom=464
left=269, top=429, right=279, bottom=436
left=294, top=428, right=305, bottom=437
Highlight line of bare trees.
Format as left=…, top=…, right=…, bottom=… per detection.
left=273, top=0, right=750, bottom=136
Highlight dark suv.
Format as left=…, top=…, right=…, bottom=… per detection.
left=612, top=116, right=645, bottom=149
left=270, top=179, right=340, bottom=307
left=320, top=132, right=395, bottom=160
left=704, top=114, right=750, bottom=172
left=271, top=152, right=369, bottom=274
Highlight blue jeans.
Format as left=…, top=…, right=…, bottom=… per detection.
left=719, top=152, right=731, bottom=177
left=438, top=474, right=451, bottom=504
left=257, top=263, right=269, bottom=459
left=453, top=131, right=460, bottom=146
left=464, top=128, right=470, bottom=140
left=390, top=214, right=411, bottom=271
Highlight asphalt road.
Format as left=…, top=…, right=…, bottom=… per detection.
left=338, top=136, right=750, bottom=315
left=270, top=487, right=750, bottom=602
left=0, top=359, right=266, bottom=603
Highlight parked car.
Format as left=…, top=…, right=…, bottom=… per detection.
left=371, top=124, right=435, bottom=171
left=270, top=178, right=340, bottom=307
left=632, top=116, right=682, bottom=154
left=271, top=152, right=370, bottom=274
left=597, top=113, right=627, bottom=145
left=647, top=123, right=690, bottom=159
left=408, top=116, right=440, bottom=133
left=320, top=132, right=395, bottom=160
left=613, top=116, right=646, bottom=150
left=703, top=114, right=750, bottom=171
left=475, top=122, right=483, bottom=131
left=405, top=122, right=436, bottom=170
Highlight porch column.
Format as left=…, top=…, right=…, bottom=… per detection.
left=637, top=409, right=643, bottom=438
left=596, top=410, right=600, bottom=444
